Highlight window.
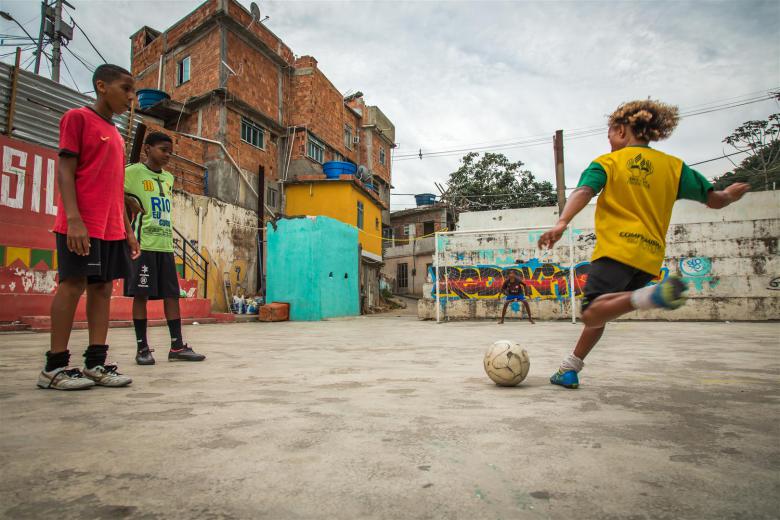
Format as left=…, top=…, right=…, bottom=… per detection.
left=397, top=263, right=408, bottom=289
left=333, top=151, right=344, bottom=162
left=423, top=221, right=435, bottom=236
left=357, top=200, right=364, bottom=229
left=307, top=136, right=324, bottom=163
left=344, top=124, right=353, bottom=150
left=403, top=224, right=415, bottom=237
left=177, top=56, right=190, bottom=85
left=375, top=217, right=379, bottom=230
left=379, top=147, right=386, bottom=166
left=241, top=117, right=265, bottom=149
left=267, top=187, right=279, bottom=208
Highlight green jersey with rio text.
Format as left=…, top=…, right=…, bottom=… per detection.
left=124, top=163, right=175, bottom=252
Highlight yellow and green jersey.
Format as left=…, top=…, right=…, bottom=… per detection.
left=577, top=146, right=712, bottom=276
left=124, top=163, right=175, bottom=253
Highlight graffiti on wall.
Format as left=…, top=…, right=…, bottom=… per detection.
left=430, top=259, right=670, bottom=301
left=678, top=256, right=718, bottom=293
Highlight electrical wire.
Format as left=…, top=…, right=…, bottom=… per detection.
left=60, top=55, right=82, bottom=93
left=392, top=92, right=778, bottom=162
left=62, top=44, right=94, bottom=72
left=64, top=10, right=108, bottom=64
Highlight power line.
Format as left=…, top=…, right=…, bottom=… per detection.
left=60, top=55, right=81, bottom=93
left=64, top=9, right=107, bottom=64
left=62, top=44, right=94, bottom=72
left=392, top=92, right=778, bottom=162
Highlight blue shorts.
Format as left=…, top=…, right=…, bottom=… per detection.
left=505, top=294, right=525, bottom=302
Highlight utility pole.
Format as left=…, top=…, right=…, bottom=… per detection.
left=34, top=1, right=47, bottom=74
left=553, top=129, right=566, bottom=215
left=50, top=0, right=63, bottom=82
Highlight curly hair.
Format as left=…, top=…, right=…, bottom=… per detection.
left=608, top=100, right=680, bottom=142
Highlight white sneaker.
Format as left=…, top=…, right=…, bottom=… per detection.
left=37, top=367, right=95, bottom=390
left=82, top=364, right=132, bottom=387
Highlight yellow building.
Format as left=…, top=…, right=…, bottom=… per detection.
left=284, top=179, right=384, bottom=261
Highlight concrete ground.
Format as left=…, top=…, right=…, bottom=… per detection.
left=0, top=318, right=778, bottom=520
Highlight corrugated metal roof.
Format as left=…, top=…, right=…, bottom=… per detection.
left=0, top=62, right=141, bottom=149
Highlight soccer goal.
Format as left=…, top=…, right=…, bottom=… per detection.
left=433, top=225, right=589, bottom=324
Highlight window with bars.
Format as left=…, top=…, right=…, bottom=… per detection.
left=357, top=200, right=364, bottom=229
left=241, top=118, right=265, bottom=149
left=379, top=147, right=386, bottom=166
left=307, top=136, right=324, bottom=163
left=344, top=125, right=353, bottom=150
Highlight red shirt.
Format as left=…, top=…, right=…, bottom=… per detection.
left=52, top=107, right=127, bottom=240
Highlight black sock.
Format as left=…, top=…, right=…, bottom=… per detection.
left=133, top=319, right=148, bottom=351
left=45, top=350, right=70, bottom=372
left=83, top=344, right=108, bottom=369
left=167, top=319, right=184, bottom=349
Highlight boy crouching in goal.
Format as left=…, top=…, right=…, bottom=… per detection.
left=538, top=99, right=750, bottom=389
left=124, top=132, right=205, bottom=365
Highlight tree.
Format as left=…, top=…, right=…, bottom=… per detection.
left=712, top=140, right=780, bottom=191
left=444, top=152, right=557, bottom=211
left=719, top=93, right=780, bottom=191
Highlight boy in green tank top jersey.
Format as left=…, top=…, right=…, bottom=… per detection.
left=124, top=132, right=205, bottom=365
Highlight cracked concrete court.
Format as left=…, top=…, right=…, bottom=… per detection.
left=1, top=318, right=778, bottom=519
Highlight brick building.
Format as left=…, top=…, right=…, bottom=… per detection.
left=128, top=0, right=395, bottom=310
left=382, top=202, right=456, bottom=297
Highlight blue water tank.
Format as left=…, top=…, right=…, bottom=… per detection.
left=322, top=161, right=357, bottom=179
left=137, top=89, right=170, bottom=109
left=415, top=193, right=436, bottom=206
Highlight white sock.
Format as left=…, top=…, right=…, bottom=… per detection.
left=559, top=354, right=584, bottom=373
left=630, top=285, right=657, bottom=310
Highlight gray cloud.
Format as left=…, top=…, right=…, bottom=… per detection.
left=2, top=0, right=778, bottom=210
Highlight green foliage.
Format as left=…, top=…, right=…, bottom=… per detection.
left=445, top=152, right=557, bottom=210
left=717, top=96, right=780, bottom=191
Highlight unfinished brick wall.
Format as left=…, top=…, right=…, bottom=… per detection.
left=390, top=207, right=450, bottom=239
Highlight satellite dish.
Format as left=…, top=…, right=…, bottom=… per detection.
left=356, top=165, right=369, bottom=181
left=247, top=2, right=261, bottom=28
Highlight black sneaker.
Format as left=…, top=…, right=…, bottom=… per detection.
left=136, top=348, right=156, bottom=365
left=168, top=345, right=206, bottom=362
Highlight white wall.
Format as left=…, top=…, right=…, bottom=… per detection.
left=420, top=191, right=780, bottom=321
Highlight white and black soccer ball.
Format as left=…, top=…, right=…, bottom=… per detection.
left=483, top=340, right=530, bottom=387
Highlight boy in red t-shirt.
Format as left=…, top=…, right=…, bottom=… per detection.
left=37, top=64, right=141, bottom=391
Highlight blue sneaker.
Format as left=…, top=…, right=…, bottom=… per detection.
left=651, top=275, right=688, bottom=310
left=550, top=370, right=579, bottom=389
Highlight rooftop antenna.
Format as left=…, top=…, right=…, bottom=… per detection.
left=247, top=2, right=269, bottom=28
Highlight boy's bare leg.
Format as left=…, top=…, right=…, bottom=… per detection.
left=572, top=325, right=605, bottom=360
left=498, top=302, right=509, bottom=324
left=580, top=292, right=633, bottom=328
left=133, top=296, right=148, bottom=320
left=163, top=297, right=181, bottom=320
left=49, top=278, right=87, bottom=353
left=86, top=281, right=113, bottom=346
left=521, top=300, right=535, bottom=324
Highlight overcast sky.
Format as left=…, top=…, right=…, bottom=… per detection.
left=2, top=0, right=778, bottom=210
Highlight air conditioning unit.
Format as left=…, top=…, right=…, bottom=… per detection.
left=352, top=136, right=360, bottom=145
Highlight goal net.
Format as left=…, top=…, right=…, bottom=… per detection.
left=432, top=226, right=591, bottom=323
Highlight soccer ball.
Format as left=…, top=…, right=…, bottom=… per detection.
left=483, top=340, right=530, bottom=387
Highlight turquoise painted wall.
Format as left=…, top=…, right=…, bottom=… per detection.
left=266, top=216, right=360, bottom=321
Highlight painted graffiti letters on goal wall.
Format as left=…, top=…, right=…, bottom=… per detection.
left=0, top=135, right=60, bottom=295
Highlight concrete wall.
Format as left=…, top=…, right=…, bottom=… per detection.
left=266, top=216, right=359, bottom=320
left=172, top=191, right=259, bottom=311
left=383, top=237, right=435, bottom=297
left=419, top=191, right=780, bottom=321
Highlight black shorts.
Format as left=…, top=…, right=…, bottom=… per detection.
left=55, top=232, right=131, bottom=284
left=581, top=257, right=655, bottom=311
left=124, top=250, right=180, bottom=300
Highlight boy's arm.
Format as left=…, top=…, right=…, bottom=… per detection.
left=57, top=155, right=90, bottom=256
left=123, top=211, right=141, bottom=260
left=538, top=187, right=595, bottom=249
left=705, top=183, right=750, bottom=209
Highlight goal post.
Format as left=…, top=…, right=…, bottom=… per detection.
left=433, top=225, right=581, bottom=324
